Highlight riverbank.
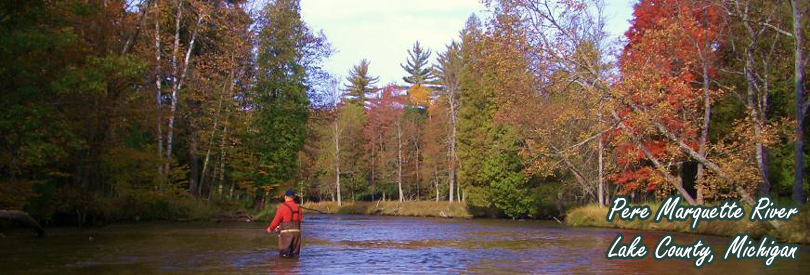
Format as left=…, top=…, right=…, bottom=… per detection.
left=565, top=203, right=810, bottom=244
left=300, top=201, right=473, bottom=219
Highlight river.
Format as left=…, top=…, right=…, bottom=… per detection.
left=1, top=214, right=808, bottom=274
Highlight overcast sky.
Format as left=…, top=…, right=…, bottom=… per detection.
left=299, top=0, right=636, bottom=85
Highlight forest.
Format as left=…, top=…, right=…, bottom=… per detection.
left=1, top=0, right=808, bottom=226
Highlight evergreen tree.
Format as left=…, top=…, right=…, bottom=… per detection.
left=401, top=41, right=435, bottom=86
left=455, top=14, right=492, bottom=204
left=344, top=59, right=379, bottom=107
left=251, top=0, right=310, bottom=201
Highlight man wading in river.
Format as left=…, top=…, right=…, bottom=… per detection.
left=267, top=189, right=303, bottom=258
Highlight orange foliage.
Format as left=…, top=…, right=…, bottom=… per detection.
left=611, top=0, right=724, bottom=195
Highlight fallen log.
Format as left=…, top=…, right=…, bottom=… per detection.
left=0, top=210, right=44, bottom=237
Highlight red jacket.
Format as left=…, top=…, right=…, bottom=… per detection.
left=268, top=201, right=302, bottom=231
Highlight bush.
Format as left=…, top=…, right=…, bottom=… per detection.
left=26, top=187, right=226, bottom=226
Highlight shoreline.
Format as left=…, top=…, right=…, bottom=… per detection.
left=300, top=201, right=473, bottom=219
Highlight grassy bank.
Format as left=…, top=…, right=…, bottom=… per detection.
left=301, top=201, right=473, bottom=219
left=565, top=203, right=810, bottom=244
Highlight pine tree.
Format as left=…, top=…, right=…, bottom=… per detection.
left=401, top=41, right=435, bottom=86
left=344, top=58, right=379, bottom=107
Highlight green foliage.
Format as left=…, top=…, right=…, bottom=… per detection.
left=486, top=146, right=535, bottom=219
left=456, top=15, right=495, bottom=192
left=401, top=41, right=434, bottom=85
left=344, top=59, right=379, bottom=106
left=0, top=0, right=80, bottom=176
left=251, top=0, right=311, bottom=191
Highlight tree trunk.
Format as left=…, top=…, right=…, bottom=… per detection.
left=597, top=129, right=604, bottom=207
left=188, top=128, right=200, bottom=196
left=696, top=10, right=712, bottom=202
left=154, top=0, right=164, bottom=180
left=164, top=0, right=182, bottom=174
left=219, top=126, right=228, bottom=199
left=610, top=110, right=697, bottom=204
left=742, top=32, right=772, bottom=197
left=415, top=140, right=420, bottom=201
left=457, top=180, right=461, bottom=202
left=434, top=168, right=440, bottom=202
left=334, top=116, right=342, bottom=206
left=448, top=108, right=456, bottom=203
left=731, top=0, right=770, bottom=204
left=397, top=121, right=404, bottom=202
left=165, top=5, right=203, bottom=173
left=746, top=50, right=772, bottom=199
left=121, top=0, right=153, bottom=55
left=446, top=73, right=459, bottom=203
left=793, top=0, right=806, bottom=205
left=252, top=193, right=264, bottom=212
left=199, top=94, right=224, bottom=196
left=209, top=163, right=218, bottom=201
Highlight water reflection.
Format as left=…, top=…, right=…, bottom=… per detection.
left=1, top=214, right=808, bottom=274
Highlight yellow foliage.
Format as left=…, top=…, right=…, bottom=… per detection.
left=408, top=84, right=430, bottom=106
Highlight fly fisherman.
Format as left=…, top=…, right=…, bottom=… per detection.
left=267, top=189, right=303, bottom=258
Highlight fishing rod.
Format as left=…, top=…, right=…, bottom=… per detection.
left=297, top=205, right=327, bottom=214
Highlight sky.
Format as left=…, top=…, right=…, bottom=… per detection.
left=299, top=0, right=636, bottom=85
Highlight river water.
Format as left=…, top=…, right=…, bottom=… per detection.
left=1, top=214, right=808, bottom=274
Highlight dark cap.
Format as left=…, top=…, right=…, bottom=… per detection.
left=284, top=189, right=296, bottom=197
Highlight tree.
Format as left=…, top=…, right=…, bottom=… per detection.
left=455, top=14, right=487, bottom=203
left=789, top=0, right=807, bottom=204
left=624, top=0, right=725, bottom=202
left=162, top=0, right=208, bottom=177
left=365, top=85, right=408, bottom=201
left=435, top=42, right=463, bottom=202
left=401, top=41, right=435, bottom=86
left=422, top=100, right=450, bottom=201
left=344, top=59, right=379, bottom=107
left=250, top=0, right=312, bottom=209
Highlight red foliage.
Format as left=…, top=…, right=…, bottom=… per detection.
left=611, top=0, right=724, bottom=193
left=363, top=84, right=407, bottom=157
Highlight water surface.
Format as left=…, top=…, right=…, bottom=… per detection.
left=1, top=214, right=808, bottom=274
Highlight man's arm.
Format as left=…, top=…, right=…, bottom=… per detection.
left=267, top=205, right=283, bottom=233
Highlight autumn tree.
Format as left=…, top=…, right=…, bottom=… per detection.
left=422, top=100, right=450, bottom=201
left=365, top=85, right=408, bottom=201
left=434, top=42, right=463, bottom=201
